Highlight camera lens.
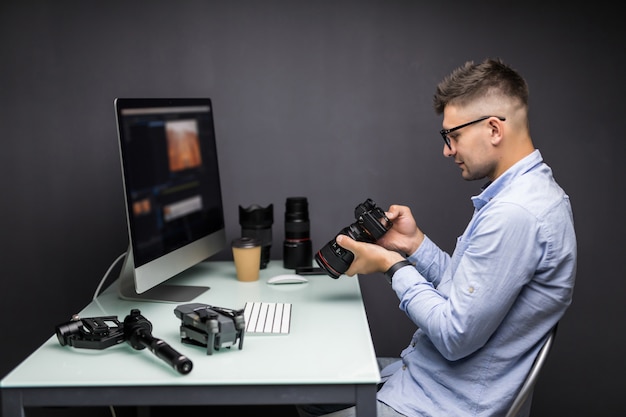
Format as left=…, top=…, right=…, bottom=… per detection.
left=315, top=227, right=355, bottom=279
left=283, top=196, right=313, bottom=269
left=239, top=204, right=273, bottom=269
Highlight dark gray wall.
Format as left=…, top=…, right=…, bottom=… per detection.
left=1, top=1, right=624, bottom=416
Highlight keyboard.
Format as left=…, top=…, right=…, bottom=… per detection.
left=243, top=302, right=292, bottom=335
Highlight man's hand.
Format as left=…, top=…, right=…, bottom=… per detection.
left=376, top=204, right=425, bottom=256
left=336, top=234, right=404, bottom=277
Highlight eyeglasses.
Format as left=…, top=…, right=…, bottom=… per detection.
left=439, top=116, right=506, bottom=150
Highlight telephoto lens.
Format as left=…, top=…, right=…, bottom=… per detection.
left=239, top=204, right=274, bottom=269
left=283, top=196, right=313, bottom=269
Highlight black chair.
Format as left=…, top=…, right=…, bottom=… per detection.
left=505, top=324, right=559, bottom=417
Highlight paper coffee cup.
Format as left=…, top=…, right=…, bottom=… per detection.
left=232, top=237, right=262, bottom=282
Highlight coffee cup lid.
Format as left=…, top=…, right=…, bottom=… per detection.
left=232, top=237, right=260, bottom=248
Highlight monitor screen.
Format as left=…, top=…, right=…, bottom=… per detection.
left=114, top=98, right=226, bottom=302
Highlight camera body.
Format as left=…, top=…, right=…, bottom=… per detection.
left=315, top=199, right=392, bottom=279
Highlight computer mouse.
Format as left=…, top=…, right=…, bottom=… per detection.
left=267, top=274, right=309, bottom=285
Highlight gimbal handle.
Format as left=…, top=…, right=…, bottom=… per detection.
left=124, top=309, right=193, bottom=375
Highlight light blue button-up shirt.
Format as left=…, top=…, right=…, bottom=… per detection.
left=377, top=150, right=577, bottom=417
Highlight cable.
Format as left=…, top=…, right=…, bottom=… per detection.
left=90, top=255, right=125, bottom=417
left=93, top=252, right=127, bottom=301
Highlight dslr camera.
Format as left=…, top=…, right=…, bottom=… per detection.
left=315, top=199, right=392, bottom=279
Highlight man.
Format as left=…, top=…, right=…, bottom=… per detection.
left=298, top=58, right=577, bottom=417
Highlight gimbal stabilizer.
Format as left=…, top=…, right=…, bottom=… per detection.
left=56, top=308, right=193, bottom=375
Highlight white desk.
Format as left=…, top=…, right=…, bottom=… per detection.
left=1, top=261, right=380, bottom=416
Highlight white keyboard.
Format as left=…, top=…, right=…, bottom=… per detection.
left=243, top=302, right=292, bottom=335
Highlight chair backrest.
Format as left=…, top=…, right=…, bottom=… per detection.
left=505, top=324, right=558, bottom=417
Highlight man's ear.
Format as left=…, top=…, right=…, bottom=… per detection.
left=489, top=117, right=504, bottom=146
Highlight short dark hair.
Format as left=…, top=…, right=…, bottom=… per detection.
left=433, top=58, right=529, bottom=115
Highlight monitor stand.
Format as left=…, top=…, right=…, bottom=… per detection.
left=117, top=247, right=210, bottom=303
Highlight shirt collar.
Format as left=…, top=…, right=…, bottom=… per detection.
left=471, top=149, right=543, bottom=211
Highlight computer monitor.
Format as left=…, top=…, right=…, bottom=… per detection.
left=114, top=98, right=226, bottom=302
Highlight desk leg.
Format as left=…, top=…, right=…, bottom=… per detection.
left=355, top=384, right=377, bottom=417
left=1, top=390, right=26, bottom=417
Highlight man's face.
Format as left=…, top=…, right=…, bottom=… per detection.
left=441, top=106, right=498, bottom=182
